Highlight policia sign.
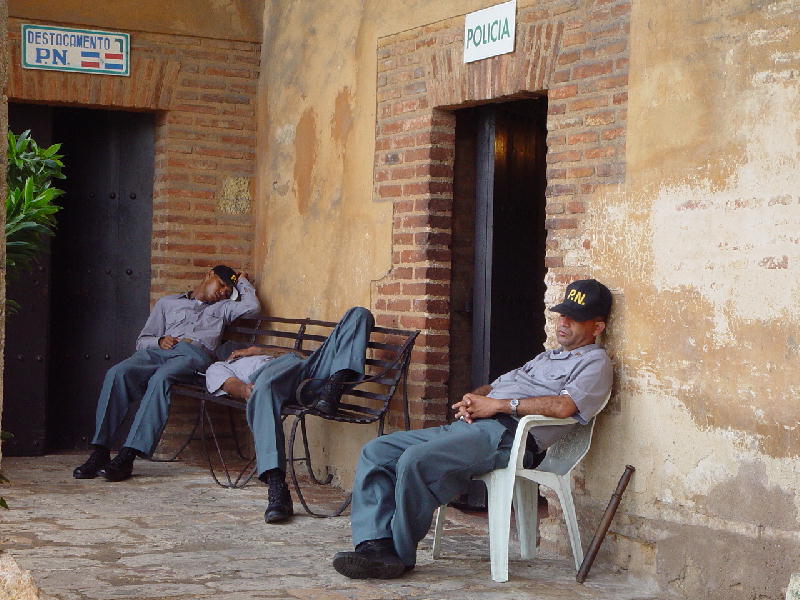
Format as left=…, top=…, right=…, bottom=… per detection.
left=22, top=24, right=130, bottom=76
left=463, top=0, right=516, bottom=63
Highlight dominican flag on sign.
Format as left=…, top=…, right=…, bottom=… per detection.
left=80, top=51, right=100, bottom=68
left=103, top=53, right=124, bottom=70
left=79, top=51, right=124, bottom=70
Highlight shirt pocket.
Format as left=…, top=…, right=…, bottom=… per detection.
left=542, top=366, right=568, bottom=392
left=204, top=304, right=228, bottom=323
left=165, top=312, right=188, bottom=330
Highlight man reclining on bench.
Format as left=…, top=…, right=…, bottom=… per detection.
left=73, top=266, right=261, bottom=482
left=331, top=280, right=613, bottom=579
left=204, top=306, right=375, bottom=524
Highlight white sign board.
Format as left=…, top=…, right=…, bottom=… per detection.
left=22, top=24, right=130, bottom=76
left=464, top=0, right=516, bottom=63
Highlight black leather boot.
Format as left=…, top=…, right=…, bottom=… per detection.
left=332, top=538, right=407, bottom=579
left=73, top=447, right=111, bottom=479
left=262, top=469, right=293, bottom=523
left=315, top=369, right=359, bottom=415
left=98, top=447, right=137, bottom=482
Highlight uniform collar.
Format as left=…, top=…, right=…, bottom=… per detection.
left=179, top=290, right=205, bottom=305
left=547, top=343, right=600, bottom=360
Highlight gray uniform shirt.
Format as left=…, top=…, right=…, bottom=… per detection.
left=136, top=276, right=261, bottom=353
left=488, top=343, right=612, bottom=449
left=205, top=354, right=276, bottom=394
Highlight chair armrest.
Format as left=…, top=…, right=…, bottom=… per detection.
left=508, top=414, right=578, bottom=470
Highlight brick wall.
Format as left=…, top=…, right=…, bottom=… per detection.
left=373, top=0, right=629, bottom=427
left=6, top=18, right=260, bottom=297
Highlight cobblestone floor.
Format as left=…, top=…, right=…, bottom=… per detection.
left=0, top=455, right=663, bottom=600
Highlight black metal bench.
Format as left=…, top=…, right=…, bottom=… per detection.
left=166, top=315, right=419, bottom=517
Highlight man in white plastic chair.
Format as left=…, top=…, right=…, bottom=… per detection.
left=332, top=279, right=613, bottom=580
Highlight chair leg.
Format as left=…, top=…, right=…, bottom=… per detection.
left=513, top=478, right=539, bottom=560
left=484, top=470, right=515, bottom=583
left=554, top=475, right=584, bottom=571
left=432, top=505, right=447, bottom=559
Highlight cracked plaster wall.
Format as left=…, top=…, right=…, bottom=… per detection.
left=581, top=1, right=800, bottom=598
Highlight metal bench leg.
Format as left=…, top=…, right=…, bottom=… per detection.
left=149, top=401, right=203, bottom=463
left=200, top=399, right=256, bottom=489
left=286, top=413, right=352, bottom=518
left=227, top=406, right=253, bottom=461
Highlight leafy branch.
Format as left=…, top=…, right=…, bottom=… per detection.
left=5, top=129, right=66, bottom=310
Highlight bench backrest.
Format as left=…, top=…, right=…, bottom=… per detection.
left=222, top=315, right=419, bottom=430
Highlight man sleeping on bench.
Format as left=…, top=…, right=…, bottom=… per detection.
left=204, top=306, right=375, bottom=524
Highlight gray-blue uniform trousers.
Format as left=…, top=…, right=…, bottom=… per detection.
left=350, top=343, right=613, bottom=567
left=91, top=277, right=260, bottom=456
left=246, top=306, right=375, bottom=478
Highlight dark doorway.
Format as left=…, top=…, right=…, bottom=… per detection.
left=448, top=97, right=548, bottom=510
left=3, top=104, right=155, bottom=454
left=450, top=96, right=548, bottom=398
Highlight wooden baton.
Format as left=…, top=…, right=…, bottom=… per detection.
left=576, top=464, right=635, bottom=583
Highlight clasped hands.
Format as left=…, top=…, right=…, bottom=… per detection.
left=452, top=393, right=504, bottom=424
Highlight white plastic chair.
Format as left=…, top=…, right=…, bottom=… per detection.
left=431, top=405, right=606, bottom=582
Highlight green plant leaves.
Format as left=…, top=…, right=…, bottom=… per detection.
left=5, top=129, right=67, bottom=310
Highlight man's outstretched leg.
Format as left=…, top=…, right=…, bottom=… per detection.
left=301, top=306, right=374, bottom=415
left=333, top=420, right=510, bottom=579
left=247, top=353, right=306, bottom=523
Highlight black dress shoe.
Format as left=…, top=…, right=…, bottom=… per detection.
left=264, top=483, right=293, bottom=523
left=332, top=538, right=406, bottom=579
left=98, top=448, right=136, bottom=482
left=73, top=449, right=110, bottom=479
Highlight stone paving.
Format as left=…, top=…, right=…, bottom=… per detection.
left=0, top=454, right=663, bottom=600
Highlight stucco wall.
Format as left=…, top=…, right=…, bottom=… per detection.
left=255, top=0, right=798, bottom=598
left=584, top=1, right=800, bottom=597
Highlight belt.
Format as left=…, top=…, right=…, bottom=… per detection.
left=180, top=338, right=212, bottom=354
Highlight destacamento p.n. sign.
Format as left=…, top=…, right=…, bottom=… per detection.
left=463, top=0, right=516, bottom=63
left=22, top=24, right=130, bottom=76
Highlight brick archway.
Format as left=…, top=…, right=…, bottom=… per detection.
left=372, top=1, right=630, bottom=428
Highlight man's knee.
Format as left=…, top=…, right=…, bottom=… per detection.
left=149, top=362, right=190, bottom=388
left=106, top=360, right=136, bottom=385
left=360, top=435, right=396, bottom=465
left=395, top=443, right=428, bottom=476
left=343, top=306, right=374, bottom=325
left=349, top=306, right=371, bottom=319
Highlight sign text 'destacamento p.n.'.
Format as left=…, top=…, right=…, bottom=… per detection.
left=463, top=0, right=516, bottom=64
left=22, top=24, right=130, bottom=76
